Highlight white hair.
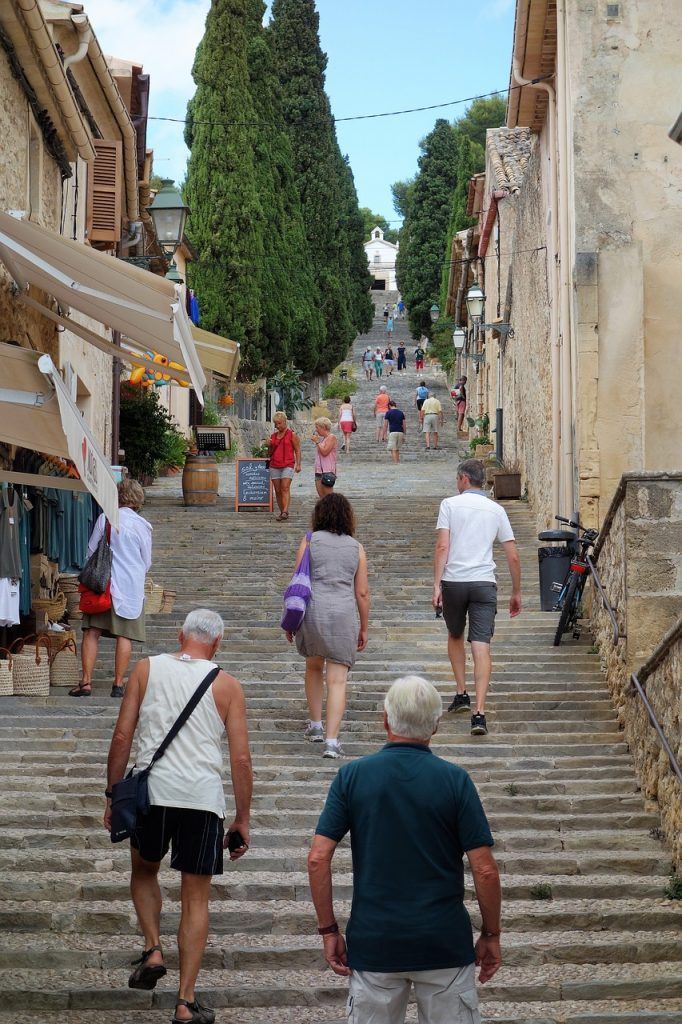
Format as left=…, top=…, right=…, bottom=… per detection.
left=380, top=385, right=387, bottom=392
left=181, top=608, right=225, bottom=645
left=384, top=675, right=442, bottom=739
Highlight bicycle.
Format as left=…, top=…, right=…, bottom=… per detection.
left=549, top=515, right=599, bottom=647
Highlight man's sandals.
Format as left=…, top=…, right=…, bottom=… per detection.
left=173, top=998, right=216, bottom=1024
left=128, top=945, right=167, bottom=990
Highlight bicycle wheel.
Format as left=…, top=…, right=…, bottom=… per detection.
left=553, top=572, right=581, bottom=646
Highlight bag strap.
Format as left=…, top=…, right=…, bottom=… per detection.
left=149, top=665, right=221, bottom=768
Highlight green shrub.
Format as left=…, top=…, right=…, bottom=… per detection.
left=158, top=428, right=188, bottom=470
left=469, top=435, right=492, bottom=452
left=664, top=875, right=682, bottom=900
left=323, top=377, right=358, bottom=400
left=252, top=441, right=270, bottom=458
left=529, top=883, right=553, bottom=900
left=120, top=383, right=177, bottom=481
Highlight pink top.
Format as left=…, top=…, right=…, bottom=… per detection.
left=314, top=435, right=337, bottom=475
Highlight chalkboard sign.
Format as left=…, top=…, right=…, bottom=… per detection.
left=235, top=459, right=273, bottom=511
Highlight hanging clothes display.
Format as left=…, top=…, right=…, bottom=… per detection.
left=0, top=485, right=22, bottom=626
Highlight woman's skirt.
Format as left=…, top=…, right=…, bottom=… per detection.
left=82, top=606, right=146, bottom=642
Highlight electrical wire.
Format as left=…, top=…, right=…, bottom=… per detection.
left=148, top=78, right=551, bottom=131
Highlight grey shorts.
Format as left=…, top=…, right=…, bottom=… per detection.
left=348, top=963, right=479, bottom=1024
left=269, top=466, right=295, bottom=480
left=423, top=414, right=439, bottom=433
left=442, top=581, right=497, bottom=643
left=387, top=431, right=404, bottom=450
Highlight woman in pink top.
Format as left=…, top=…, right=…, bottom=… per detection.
left=311, top=417, right=338, bottom=498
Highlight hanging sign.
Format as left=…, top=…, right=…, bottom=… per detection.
left=235, top=459, right=272, bottom=512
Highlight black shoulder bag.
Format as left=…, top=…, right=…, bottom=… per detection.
left=110, top=666, right=221, bottom=844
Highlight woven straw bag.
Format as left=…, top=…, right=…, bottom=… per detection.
left=49, top=637, right=79, bottom=688
left=0, top=649, right=13, bottom=697
left=10, top=636, right=51, bottom=697
left=32, top=591, right=67, bottom=622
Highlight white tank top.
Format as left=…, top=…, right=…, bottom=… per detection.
left=136, top=654, right=226, bottom=818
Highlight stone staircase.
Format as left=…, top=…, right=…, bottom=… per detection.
left=0, top=309, right=679, bottom=1022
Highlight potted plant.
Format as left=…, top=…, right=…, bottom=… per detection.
left=493, top=459, right=522, bottom=499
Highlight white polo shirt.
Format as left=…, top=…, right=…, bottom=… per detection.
left=436, top=490, right=515, bottom=583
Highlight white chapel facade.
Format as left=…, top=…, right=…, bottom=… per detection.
left=364, top=226, right=399, bottom=291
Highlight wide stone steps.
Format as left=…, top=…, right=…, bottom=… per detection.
left=0, top=322, right=676, bottom=1022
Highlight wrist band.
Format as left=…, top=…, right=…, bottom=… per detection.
left=317, top=922, right=339, bottom=935
left=481, top=930, right=501, bottom=938
left=104, top=790, right=112, bottom=799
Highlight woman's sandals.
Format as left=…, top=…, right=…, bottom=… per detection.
left=128, top=945, right=167, bottom=989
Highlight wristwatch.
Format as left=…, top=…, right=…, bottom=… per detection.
left=104, top=790, right=112, bottom=799
left=317, top=922, right=339, bottom=935
left=481, top=929, right=501, bottom=938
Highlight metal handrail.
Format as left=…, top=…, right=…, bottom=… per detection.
left=585, top=553, right=622, bottom=647
left=630, top=671, right=682, bottom=785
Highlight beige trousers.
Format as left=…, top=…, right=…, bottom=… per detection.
left=347, top=962, right=480, bottom=1024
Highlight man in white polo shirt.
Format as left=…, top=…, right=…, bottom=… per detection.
left=433, top=459, right=522, bottom=736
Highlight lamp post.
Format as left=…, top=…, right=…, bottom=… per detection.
left=465, top=283, right=485, bottom=322
left=164, top=261, right=184, bottom=285
left=452, top=327, right=466, bottom=351
left=148, top=179, right=190, bottom=260
left=429, top=303, right=440, bottom=324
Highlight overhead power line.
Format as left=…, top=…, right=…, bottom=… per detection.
left=148, top=78, right=551, bottom=131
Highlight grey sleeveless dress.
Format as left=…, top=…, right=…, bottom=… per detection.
left=296, top=531, right=361, bottom=667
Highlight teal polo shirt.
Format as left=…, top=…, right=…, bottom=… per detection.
left=315, top=742, right=493, bottom=973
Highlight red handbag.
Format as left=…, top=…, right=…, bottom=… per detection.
left=78, top=580, right=112, bottom=614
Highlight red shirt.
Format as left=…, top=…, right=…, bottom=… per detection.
left=269, top=428, right=295, bottom=469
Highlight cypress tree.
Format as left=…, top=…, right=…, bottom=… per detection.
left=184, top=0, right=268, bottom=377
left=268, top=0, right=369, bottom=372
left=245, top=0, right=325, bottom=373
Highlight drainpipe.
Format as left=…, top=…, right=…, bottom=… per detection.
left=556, top=0, right=576, bottom=518
left=512, top=57, right=561, bottom=520
left=15, top=0, right=95, bottom=162
left=62, top=14, right=91, bottom=71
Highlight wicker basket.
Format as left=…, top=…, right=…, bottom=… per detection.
left=32, top=591, right=67, bottom=622
left=10, top=636, right=51, bottom=697
left=144, top=579, right=164, bottom=616
left=160, top=590, right=176, bottom=614
left=49, top=637, right=79, bottom=688
left=0, top=649, right=13, bottom=697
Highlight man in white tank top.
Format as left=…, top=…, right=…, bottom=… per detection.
left=105, top=609, right=253, bottom=1024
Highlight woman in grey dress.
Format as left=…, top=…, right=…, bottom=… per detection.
left=285, top=494, right=369, bottom=759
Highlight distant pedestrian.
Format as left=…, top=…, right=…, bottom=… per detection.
left=308, top=674, right=501, bottom=1024
left=415, top=343, right=425, bottom=371
left=311, top=417, right=338, bottom=499
left=386, top=316, right=394, bottom=339
left=373, top=385, right=391, bottom=443
left=105, top=609, right=253, bottom=1024
left=71, top=480, right=152, bottom=699
left=374, top=349, right=384, bottom=378
left=456, top=376, right=468, bottom=433
left=397, top=298, right=406, bottom=319
left=383, top=303, right=390, bottom=321
left=433, top=459, right=522, bottom=736
left=384, top=346, right=395, bottom=375
left=286, top=494, right=370, bottom=759
left=337, top=397, right=357, bottom=454
left=269, top=412, right=301, bottom=523
left=422, top=394, right=444, bottom=450
left=384, top=400, right=406, bottom=463
left=415, top=380, right=429, bottom=423
left=362, top=347, right=374, bottom=381
left=396, top=343, right=407, bottom=372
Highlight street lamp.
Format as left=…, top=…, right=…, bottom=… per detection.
left=164, top=260, right=184, bottom=285
left=465, top=283, right=485, bottom=321
left=452, top=327, right=466, bottom=351
left=148, top=179, right=190, bottom=259
left=429, top=303, right=440, bottom=323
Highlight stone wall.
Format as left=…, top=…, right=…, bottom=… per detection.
left=591, top=473, right=682, bottom=865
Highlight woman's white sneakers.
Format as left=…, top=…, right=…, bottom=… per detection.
left=322, top=740, right=343, bottom=759
left=304, top=721, right=325, bottom=742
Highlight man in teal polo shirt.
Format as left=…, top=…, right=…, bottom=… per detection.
left=308, top=675, right=501, bottom=1024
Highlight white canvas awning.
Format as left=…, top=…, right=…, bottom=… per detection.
left=191, top=325, right=241, bottom=382
left=0, top=210, right=205, bottom=400
left=0, top=343, right=119, bottom=527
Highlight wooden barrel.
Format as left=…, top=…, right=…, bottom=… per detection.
left=182, top=454, right=219, bottom=506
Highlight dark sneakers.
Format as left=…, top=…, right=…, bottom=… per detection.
left=471, top=713, right=488, bottom=736
left=447, top=692, right=471, bottom=714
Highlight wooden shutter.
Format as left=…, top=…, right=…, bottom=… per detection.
left=86, top=139, right=122, bottom=244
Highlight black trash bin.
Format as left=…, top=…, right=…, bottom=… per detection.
left=537, top=529, right=575, bottom=611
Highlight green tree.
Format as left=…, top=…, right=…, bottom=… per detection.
left=184, top=0, right=267, bottom=376
left=269, top=0, right=371, bottom=372
left=359, top=207, right=399, bottom=243
left=395, top=119, right=460, bottom=339
left=245, top=0, right=325, bottom=374
left=456, top=95, right=506, bottom=149
left=391, top=179, right=415, bottom=221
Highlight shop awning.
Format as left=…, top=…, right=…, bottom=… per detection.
left=0, top=210, right=205, bottom=399
left=0, top=343, right=119, bottom=527
left=191, top=325, right=241, bottom=382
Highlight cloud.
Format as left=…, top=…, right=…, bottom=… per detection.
left=84, top=0, right=210, bottom=180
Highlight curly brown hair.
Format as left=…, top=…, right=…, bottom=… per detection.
left=312, top=493, right=355, bottom=537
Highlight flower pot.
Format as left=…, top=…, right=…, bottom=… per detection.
left=474, top=444, right=494, bottom=458
left=493, top=472, right=522, bottom=499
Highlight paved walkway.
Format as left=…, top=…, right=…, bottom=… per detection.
left=0, top=300, right=679, bottom=1022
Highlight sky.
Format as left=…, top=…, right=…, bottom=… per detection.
left=84, top=0, right=516, bottom=224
